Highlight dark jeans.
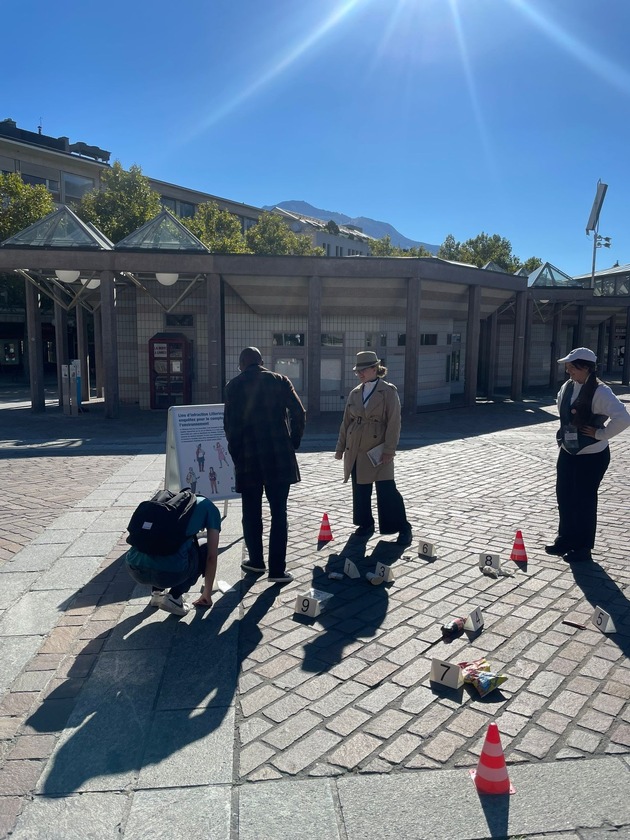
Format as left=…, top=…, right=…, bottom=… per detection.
left=241, top=482, right=290, bottom=577
left=351, top=466, right=408, bottom=534
left=556, top=447, right=610, bottom=550
left=127, top=537, right=206, bottom=598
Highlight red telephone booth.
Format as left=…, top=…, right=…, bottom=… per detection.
left=149, top=333, right=192, bottom=409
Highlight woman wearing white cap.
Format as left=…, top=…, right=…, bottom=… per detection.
left=546, top=347, right=630, bottom=562
left=335, top=351, right=412, bottom=546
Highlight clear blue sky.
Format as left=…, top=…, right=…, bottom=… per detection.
left=5, top=0, right=630, bottom=274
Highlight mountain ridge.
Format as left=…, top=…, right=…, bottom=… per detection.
left=263, top=200, right=439, bottom=253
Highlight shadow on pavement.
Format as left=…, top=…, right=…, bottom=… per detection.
left=27, top=579, right=279, bottom=794
left=570, top=562, right=630, bottom=656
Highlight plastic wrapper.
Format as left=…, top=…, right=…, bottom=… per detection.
left=457, top=657, right=507, bottom=697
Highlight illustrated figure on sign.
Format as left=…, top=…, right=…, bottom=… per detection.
left=185, top=466, right=199, bottom=493
left=215, top=441, right=230, bottom=468
left=195, top=444, right=205, bottom=472
left=208, top=467, right=218, bottom=494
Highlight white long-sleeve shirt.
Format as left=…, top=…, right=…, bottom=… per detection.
left=557, top=380, right=630, bottom=454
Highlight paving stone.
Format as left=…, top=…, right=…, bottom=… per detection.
left=549, top=690, right=590, bottom=717
left=10, top=791, right=128, bottom=840
left=329, top=732, right=381, bottom=769
left=7, top=734, right=57, bottom=760
left=514, top=726, right=560, bottom=759
left=239, top=779, right=340, bottom=840
left=240, top=684, right=285, bottom=717
left=421, top=730, right=467, bottom=762
left=262, top=710, right=321, bottom=749
left=125, top=786, right=231, bottom=840
left=240, top=741, right=276, bottom=776
left=0, top=759, right=43, bottom=795
left=0, top=636, right=43, bottom=694
left=379, top=732, right=423, bottom=764
left=271, top=729, right=342, bottom=774
left=567, top=729, right=602, bottom=753
left=355, top=682, right=405, bottom=713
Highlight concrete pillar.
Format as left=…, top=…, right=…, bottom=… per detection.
left=93, top=307, right=104, bottom=397
left=606, top=314, right=616, bottom=374
left=307, top=275, right=322, bottom=417
left=522, top=297, right=534, bottom=391
left=623, top=307, right=630, bottom=387
left=575, top=304, right=586, bottom=347
left=100, top=270, right=119, bottom=419
left=550, top=303, right=563, bottom=387
left=464, top=284, right=481, bottom=406
left=486, top=311, right=498, bottom=399
left=597, top=322, right=606, bottom=373
left=403, top=277, right=421, bottom=414
left=206, top=273, right=224, bottom=404
left=76, top=305, right=89, bottom=404
left=54, top=301, right=69, bottom=407
left=25, top=279, right=45, bottom=412
left=510, top=291, right=527, bottom=401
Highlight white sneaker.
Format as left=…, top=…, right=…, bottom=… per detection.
left=149, top=589, right=166, bottom=608
left=157, top=593, right=191, bottom=616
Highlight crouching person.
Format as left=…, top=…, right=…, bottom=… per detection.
left=124, top=493, right=221, bottom=616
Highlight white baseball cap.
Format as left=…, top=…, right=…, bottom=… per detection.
left=557, top=347, right=597, bottom=364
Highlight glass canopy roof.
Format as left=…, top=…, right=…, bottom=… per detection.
left=0, top=206, right=113, bottom=250
left=527, top=262, right=587, bottom=289
left=115, top=209, right=209, bottom=252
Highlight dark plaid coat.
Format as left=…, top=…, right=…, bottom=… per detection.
left=223, top=364, right=306, bottom=492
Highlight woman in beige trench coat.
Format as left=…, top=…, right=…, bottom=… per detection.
left=335, top=351, right=412, bottom=546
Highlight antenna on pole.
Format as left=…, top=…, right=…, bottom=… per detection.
left=586, top=179, right=607, bottom=234
left=586, top=179, right=610, bottom=289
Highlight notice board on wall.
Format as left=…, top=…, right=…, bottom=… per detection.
left=165, top=404, right=238, bottom=501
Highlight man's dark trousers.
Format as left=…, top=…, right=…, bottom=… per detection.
left=241, top=483, right=290, bottom=576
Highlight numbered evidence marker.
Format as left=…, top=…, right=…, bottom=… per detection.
left=418, top=537, right=437, bottom=560
left=293, top=588, right=334, bottom=618
left=430, top=658, right=464, bottom=690
left=478, top=552, right=501, bottom=571
left=464, top=605, right=484, bottom=632
left=343, top=558, right=361, bottom=579
left=373, top=561, right=394, bottom=583
left=591, top=605, right=617, bottom=634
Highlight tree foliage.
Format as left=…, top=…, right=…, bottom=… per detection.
left=77, top=161, right=162, bottom=243
left=0, top=172, right=55, bottom=242
left=369, top=234, right=433, bottom=258
left=246, top=212, right=323, bottom=256
left=181, top=201, right=247, bottom=253
left=437, top=231, right=542, bottom=274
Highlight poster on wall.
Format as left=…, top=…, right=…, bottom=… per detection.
left=165, top=404, right=238, bottom=501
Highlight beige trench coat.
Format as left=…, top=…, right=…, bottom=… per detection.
left=335, top=379, right=402, bottom=484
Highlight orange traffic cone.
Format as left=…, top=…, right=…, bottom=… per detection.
left=317, top=513, right=333, bottom=545
left=510, top=530, right=528, bottom=563
left=470, top=723, right=515, bottom=794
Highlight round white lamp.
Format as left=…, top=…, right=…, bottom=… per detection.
left=156, top=273, right=179, bottom=286
left=55, top=269, right=80, bottom=283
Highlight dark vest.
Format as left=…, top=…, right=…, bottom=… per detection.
left=557, top=382, right=606, bottom=453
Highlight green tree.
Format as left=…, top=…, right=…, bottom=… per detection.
left=370, top=234, right=432, bottom=257
left=77, top=161, right=161, bottom=243
left=182, top=201, right=247, bottom=253
left=0, top=173, right=56, bottom=307
left=520, top=255, right=543, bottom=274
left=0, top=172, right=55, bottom=242
left=246, top=212, right=323, bottom=256
left=438, top=231, right=541, bottom=273
left=325, top=219, right=340, bottom=235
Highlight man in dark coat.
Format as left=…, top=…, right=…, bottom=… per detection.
left=224, top=347, right=306, bottom=583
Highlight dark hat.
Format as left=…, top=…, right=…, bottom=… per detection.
left=353, top=350, right=381, bottom=371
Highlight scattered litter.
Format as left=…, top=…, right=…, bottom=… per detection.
left=458, top=658, right=508, bottom=697
left=482, top=565, right=514, bottom=578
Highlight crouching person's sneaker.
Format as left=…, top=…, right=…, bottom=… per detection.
left=149, top=589, right=166, bottom=608
left=158, top=593, right=191, bottom=616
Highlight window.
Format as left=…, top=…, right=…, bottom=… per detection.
left=273, top=333, right=304, bottom=347
left=450, top=350, right=461, bottom=381
left=420, top=333, right=438, bottom=346
left=321, top=333, right=343, bottom=346
left=321, top=358, right=341, bottom=392
left=179, top=201, right=195, bottom=218
left=161, top=197, right=176, bottom=212
left=21, top=173, right=60, bottom=202
left=451, top=332, right=461, bottom=343
left=365, top=332, right=387, bottom=348
left=62, top=172, right=94, bottom=202
left=166, top=313, right=194, bottom=327
left=397, top=334, right=406, bottom=347
left=274, top=358, right=303, bottom=391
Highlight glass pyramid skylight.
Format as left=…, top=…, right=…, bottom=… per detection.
left=1, top=206, right=113, bottom=249
left=527, top=262, right=584, bottom=288
left=115, top=209, right=209, bottom=252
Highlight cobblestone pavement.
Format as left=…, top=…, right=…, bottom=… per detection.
left=0, top=391, right=629, bottom=839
